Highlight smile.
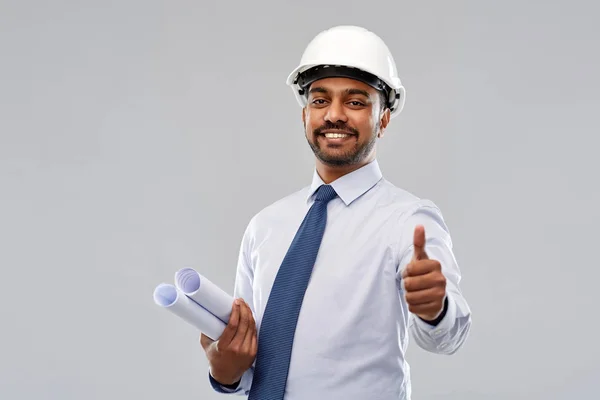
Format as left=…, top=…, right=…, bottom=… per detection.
left=319, top=128, right=357, bottom=139
left=324, top=133, right=352, bottom=138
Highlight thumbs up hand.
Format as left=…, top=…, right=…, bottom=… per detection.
left=401, top=225, right=447, bottom=322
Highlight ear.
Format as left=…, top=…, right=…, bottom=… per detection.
left=377, top=108, right=391, bottom=138
left=302, top=107, right=306, bottom=125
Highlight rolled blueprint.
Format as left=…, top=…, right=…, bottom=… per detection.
left=174, top=267, right=234, bottom=324
left=153, top=283, right=226, bottom=340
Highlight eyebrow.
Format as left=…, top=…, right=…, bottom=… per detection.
left=309, top=87, right=371, bottom=98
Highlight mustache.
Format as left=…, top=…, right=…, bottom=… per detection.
left=313, top=122, right=359, bottom=136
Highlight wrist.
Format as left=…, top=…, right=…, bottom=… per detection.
left=418, top=296, right=448, bottom=326
left=209, top=368, right=241, bottom=386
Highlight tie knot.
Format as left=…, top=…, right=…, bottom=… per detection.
left=315, top=184, right=337, bottom=203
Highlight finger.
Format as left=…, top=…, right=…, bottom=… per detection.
left=412, top=225, right=429, bottom=260
left=408, top=301, right=442, bottom=317
left=250, top=329, right=258, bottom=357
left=405, top=271, right=446, bottom=296
left=241, top=307, right=256, bottom=354
left=231, top=301, right=250, bottom=347
left=403, top=274, right=435, bottom=292
left=244, top=305, right=256, bottom=341
left=403, top=259, right=440, bottom=278
left=217, top=300, right=241, bottom=349
left=405, top=286, right=446, bottom=305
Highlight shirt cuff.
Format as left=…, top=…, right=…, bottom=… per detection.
left=208, top=372, right=241, bottom=393
left=414, top=292, right=457, bottom=335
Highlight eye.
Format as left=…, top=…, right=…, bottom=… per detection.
left=310, top=98, right=329, bottom=107
left=347, top=101, right=365, bottom=107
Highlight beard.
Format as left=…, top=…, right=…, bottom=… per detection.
left=306, top=120, right=379, bottom=166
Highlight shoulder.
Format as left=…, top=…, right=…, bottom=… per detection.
left=377, top=179, right=453, bottom=254
left=376, top=178, right=442, bottom=218
left=242, top=185, right=311, bottom=237
left=377, top=178, right=451, bottom=242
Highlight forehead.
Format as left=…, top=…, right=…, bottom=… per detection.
left=308, top=77, right=376, bottom=97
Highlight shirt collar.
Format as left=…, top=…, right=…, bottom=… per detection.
left=306, top=159, right=383, bottom=206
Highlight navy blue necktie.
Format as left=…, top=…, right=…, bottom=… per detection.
left=248, top=184, right=338, bottom=400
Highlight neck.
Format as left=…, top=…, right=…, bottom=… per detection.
left=315, top=156, right=374, bottom=184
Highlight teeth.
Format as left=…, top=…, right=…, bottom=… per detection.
left=324, top=133, right=349, bottom=138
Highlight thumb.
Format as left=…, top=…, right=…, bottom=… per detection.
left=200, top=333, right=214, bottom=350
left=412, top=225, right=428, bottom=260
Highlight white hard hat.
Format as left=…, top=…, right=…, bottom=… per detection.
left=286, top=25, right=406, bottom=118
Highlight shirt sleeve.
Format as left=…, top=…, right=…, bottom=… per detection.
left=208, top=368, right=254, bottom=395
left=207, top=219, right=257, bottom=395
left=396, top=202, right=472, bottom=355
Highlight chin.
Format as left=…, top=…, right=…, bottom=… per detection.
left=317, top=154, right=359, bottom=167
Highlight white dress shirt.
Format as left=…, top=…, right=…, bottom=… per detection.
left=209, top=159, right=472, bottom=399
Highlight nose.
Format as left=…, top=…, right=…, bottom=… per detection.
left=324, top=99, right=348, bottom=124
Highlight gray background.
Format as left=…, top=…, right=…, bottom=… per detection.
left=1, top=0, right=598, bottom=399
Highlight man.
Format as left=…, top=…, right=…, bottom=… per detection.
left=200, top=25, right=472, bottom=399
